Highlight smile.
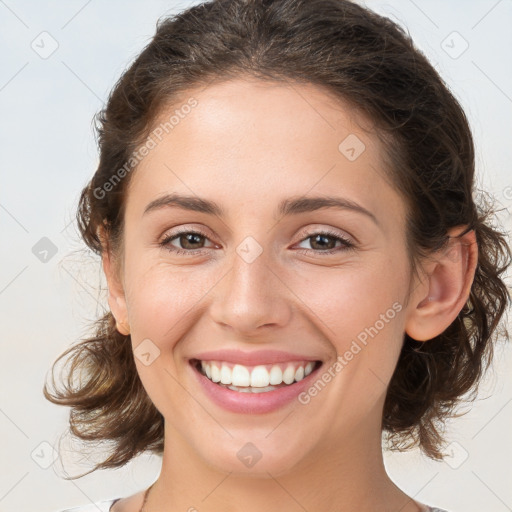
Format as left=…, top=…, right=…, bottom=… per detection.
left=189, top=356, right=323, bottom=413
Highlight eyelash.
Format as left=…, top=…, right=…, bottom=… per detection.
left=159, top=228, right=355, bottom=257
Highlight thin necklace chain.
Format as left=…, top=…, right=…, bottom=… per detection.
left=139, top=483, right=155, bottom=512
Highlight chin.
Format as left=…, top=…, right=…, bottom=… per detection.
left=195, top=435, right=313, bottom=478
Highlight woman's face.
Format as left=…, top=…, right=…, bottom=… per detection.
left=108, top=77, right=420, bottom=476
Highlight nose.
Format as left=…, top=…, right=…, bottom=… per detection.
left=208, top=247, right=292, bottom=335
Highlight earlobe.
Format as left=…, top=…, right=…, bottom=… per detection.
left=108, top=288, right=130, bottom=335
left=405, top=227, right=478, bottom=342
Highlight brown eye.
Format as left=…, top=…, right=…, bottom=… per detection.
left=295, top=229, right=354, bottom=256
left=160, top=230, right=215, bottom=255
left=307, top=234, right=338, bottom=250
left=176, top=232, right=206, bottom=250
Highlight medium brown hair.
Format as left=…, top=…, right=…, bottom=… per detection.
left=44, top=0, right=511, bottom=476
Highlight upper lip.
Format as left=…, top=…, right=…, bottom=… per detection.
left=190, top=349, right=322, bottom=366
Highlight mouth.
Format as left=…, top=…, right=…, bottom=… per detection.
left=190, top=358, right=323, bottom=394
left=189, top=352, right=323, bottom=414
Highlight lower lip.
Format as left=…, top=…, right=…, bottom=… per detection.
left=190, top=361, right=322, bottom=414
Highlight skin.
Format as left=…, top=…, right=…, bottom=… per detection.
left=103, top=77, right=477, bottom=512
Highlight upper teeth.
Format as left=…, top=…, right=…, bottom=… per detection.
left=199, top=361, right=316, bottom=387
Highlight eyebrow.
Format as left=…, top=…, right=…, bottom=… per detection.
left=143, top=193, right=379, bottom=226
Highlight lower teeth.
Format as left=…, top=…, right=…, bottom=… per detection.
left=217, top=382, right=287, bottom=393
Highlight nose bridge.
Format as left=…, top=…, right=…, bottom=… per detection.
left=209, top=237, right=291, bottom=333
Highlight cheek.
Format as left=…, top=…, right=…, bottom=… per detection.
left=289, top=257, right=407, bottom=343
left=123, top=257, right=221, bottom=342
left=288, top=257, right=408, bottom=394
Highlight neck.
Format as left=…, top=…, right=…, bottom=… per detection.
left=144, top=421, right=422, bottom=512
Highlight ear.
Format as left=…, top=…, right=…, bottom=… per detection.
left=404, top=226, right=478, bottom=342
left=100, top=227, right=130, bottom=336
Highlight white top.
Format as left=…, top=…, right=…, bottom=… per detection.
left=56, top=499, right=448, bottom=512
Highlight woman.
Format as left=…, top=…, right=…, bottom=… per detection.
left=45, top=0, right=511, bottom=511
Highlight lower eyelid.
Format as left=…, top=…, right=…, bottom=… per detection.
left=295, top=240, right=353, bottom=255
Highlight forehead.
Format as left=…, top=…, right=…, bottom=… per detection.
left=126, top=77, right=405, bottom=225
